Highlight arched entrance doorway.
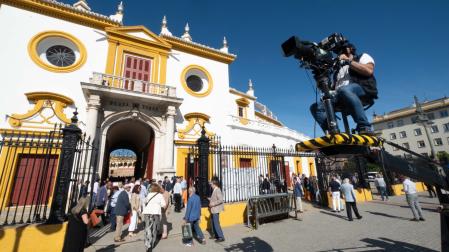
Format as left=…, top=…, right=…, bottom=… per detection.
left=101, top=119, right=155, bottom=180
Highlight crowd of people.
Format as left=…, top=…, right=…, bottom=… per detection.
left=63, top=170, right=433, bottom=251
left=63, top=176, right=225, bottom=251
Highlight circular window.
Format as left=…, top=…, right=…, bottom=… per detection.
left=186, top=75, right=203, bottom=92
left=28, top=31, right=87, bottom=73
left=181, top=65, right=213, bottom=97
left=46, top=45, right=76, bottom=67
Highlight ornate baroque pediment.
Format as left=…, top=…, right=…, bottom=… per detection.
left=105, top=26, right=172, bottom=50
left=8, top=92, right=74, bottom=130
left=177, top=112, right=214, bottom=140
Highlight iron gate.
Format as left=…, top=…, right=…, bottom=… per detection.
left=186, top=130, right=317, bottom=204
left=0, top=113, right=98, bottom=226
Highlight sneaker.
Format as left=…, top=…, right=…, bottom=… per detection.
left=215, top=238, right=225, bottom=243
left=419, top=217, right=425, bottom=221
left=200, top=239, right=206, bottom=245
left=357, top=216, right=363, bottom=219
left=358, top=128, right=375, bottom=135
left=410, top=218, right=419, bottom=222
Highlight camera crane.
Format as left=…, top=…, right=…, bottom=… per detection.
left=282, top=34, right=449, bottom=251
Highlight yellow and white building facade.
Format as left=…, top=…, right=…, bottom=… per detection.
left=0, top=0, right=314, bottom=182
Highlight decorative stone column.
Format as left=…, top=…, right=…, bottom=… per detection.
left=164, top=106, right=176, bottom=172
left=86, top=94, right=101, bottom=140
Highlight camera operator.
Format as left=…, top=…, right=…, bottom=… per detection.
left=310, top=43, right=376, bottom=134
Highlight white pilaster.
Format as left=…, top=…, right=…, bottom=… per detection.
left=86, top=94, right=101, bottom=140
left=164, top=106, right=176, bottom=171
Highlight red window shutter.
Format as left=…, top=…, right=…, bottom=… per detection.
left=123, top=55, right=153, bottom=92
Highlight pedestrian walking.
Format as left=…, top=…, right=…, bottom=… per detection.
left=340, top=178, right=362, bottom=221
left=95, top=181, right=109, bottom=225
left=160, top=186, right=171, bottom=239
left=328, top=176, right=341, bottom=212
left=62, top=196, right=90, bottom=252
left=143, top=183, right=166, bottom=251
left=183, top=187, right=206, bottom=245
left=208, top=179, right=225, bottom=242
left=108, top=186, right=119, bottom=231
left=293, top=177, right=304, bottom=213
left=424, top=183, right=437, bottom=198
left=114, top=184, right=131, bottom=242
left=402, top=176, right=425, bottom=221
left=128, top=184, right=142, bottom=237
left=173, top=177, right=182, bottom=212
left=181, top=176, right=188, bottom=208
left=375, top=174, right=389, bottom=201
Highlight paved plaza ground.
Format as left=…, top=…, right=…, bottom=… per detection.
left=86, top=193, right=442, bottom=252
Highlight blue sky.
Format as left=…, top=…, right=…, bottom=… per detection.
left=85, top=0, right=449, bottom=137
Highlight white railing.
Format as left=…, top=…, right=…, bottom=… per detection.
left=89, top=72, right=177, bottom=97
left=255, top=101, right=278, bottom=120
left=228, top=115, right=309, bottom=141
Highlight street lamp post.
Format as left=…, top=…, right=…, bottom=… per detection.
left=414, top=96, right=436, bottom=160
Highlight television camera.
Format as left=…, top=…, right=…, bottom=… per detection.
left=281, top=33, right=352, bottom=134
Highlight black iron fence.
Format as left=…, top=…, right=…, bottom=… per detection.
left=187, top=132, right=316, bottom=204
left=0, top=114, right=98, bottom=226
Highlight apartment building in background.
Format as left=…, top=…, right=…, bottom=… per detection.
left=372, top=97, right=449, bottom=159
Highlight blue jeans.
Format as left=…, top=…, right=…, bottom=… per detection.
left=310, top=83, right=371, bottom=133
left=211, top=213, right=224, bottom=239
left=379, top=186, right=388, bottom=201
left=190, top=220, right=204, bottom=240
left=109, top=207, right=116, bottom=231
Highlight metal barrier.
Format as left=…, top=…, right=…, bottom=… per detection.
left=246, top=193, right=297, bottom=229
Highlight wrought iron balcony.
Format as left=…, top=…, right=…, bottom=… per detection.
left=89, top=72, right=177, bottom=98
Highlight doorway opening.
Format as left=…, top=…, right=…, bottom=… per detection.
left=102, top=119, right=154, bottom=181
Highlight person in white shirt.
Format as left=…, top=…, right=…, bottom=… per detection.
left=310, top=42, right=376, bottom=134
left=143, top=183, right=166, bottom=250
left=173, top=177, right=182, bottom=212
left=402, top=176, right=425, bottom=221
left=374, top=174, right=388, bottom=201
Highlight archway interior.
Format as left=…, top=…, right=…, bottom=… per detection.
left=102, top=119, right=154, bottom=181
left=109, top=149, right=137, bottom=178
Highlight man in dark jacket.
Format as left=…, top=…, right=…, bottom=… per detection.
left=114, top=184, right=131, bottom=242
left=95, top=181, right=109, bottom=225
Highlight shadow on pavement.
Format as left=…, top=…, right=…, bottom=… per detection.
left=317, top=237, right=438, bottom=252
left=319, top=210, right=348, bottom=220
left=365, top=211, right=410, bottom=220
left=224, top=237, right=273, bottom=252
left=399, top=205, right=438, bottom=213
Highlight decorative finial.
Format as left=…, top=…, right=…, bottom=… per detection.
left=73, top=0, right=91, bottom=11
left=117, top=1, right=124, bottom=14
left=109, top=1, right=124, bottom=23
left=246, top=79, right=255, bottom=96
left=160, top=15, right=172, bottom=36
left=181, top=23, right=192, bottom=41
left=220, top=36, right=229, bottom=53
left=71, top=108, right=79, bottom=124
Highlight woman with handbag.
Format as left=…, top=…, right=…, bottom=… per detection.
left=142, top=183, right=166, bottom=251
left=128, top=184, right=142, bottom=237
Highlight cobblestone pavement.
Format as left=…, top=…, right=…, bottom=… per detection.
left=86, top=193, right=442, bottom=252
